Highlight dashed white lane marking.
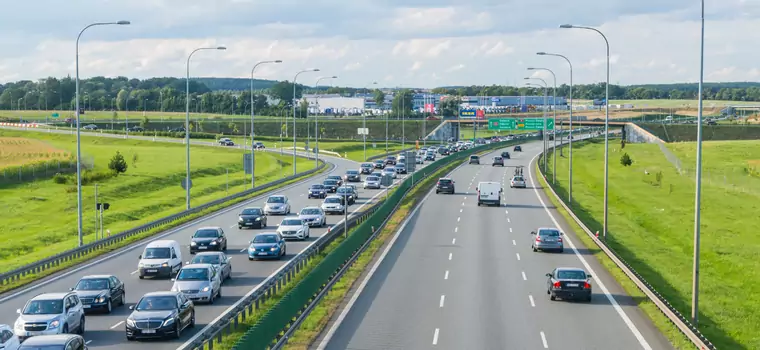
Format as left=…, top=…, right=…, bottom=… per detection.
left=433, top=328, right=440, bottom=345
left=505, top=210, right=509, bottom=214
left=507, top=217, right=511, bottom=223
left=111, top=321, right=124, bottom=329
left=512, top=239, right=516, bottom=246
left=464, top=196, right=467, bottom=200
left=461, top=202, right=465, bottom=206
left=452, top=238, right=456, bottom=245
left=457, top=217, right=461, bottom=222
left=522, top=271, right=527, bottom=281
left=529, top=295, right=536, bottom=307
left=86, top=340, right=92, bottom=345
left=239, top=248, right=247, bottom=253
left=439, top=295, right=446, bottom=307
left=454, top=227, right=458, bottom=233
left=130, top=270, right=138, bottom=275
left=460, top=208, right=463, bottom=213
left=229, top=224, right=237, bottom=229
left=509, top=227, right=513, bottom=233
left=540, top=331, right=548, bottom=348
left=444, top=270, right=449, bottom=280
left=516, top=253, right=521, bottom=261
left=448, top=252, right=453, bottom=260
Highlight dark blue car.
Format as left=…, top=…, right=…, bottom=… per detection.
left=247, top=233, right=286, bottom=260
left=308, top=184, right=327, bottom=199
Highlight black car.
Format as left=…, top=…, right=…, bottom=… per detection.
left=437, top=147, right=449, bottom=155
left=344, top=170, right=361, bottom=182
left=360, top=163, right=374, bottom=174
left=326, top=175, right=343, bottom=186
left=70, top=274, right=125, bottom=313
left=127, top=126, right=144, bottom=132
left=323, top=179, right=339, bottom=192
left=501, top=151, right=511, bottom=159
left=308, top=184, right=327, bottom=198
left=18, top=335, right=88, bottom=350
left=336, top=186, right=357, bottom=205
left=436, top=178, right=455, bottom=194
left=492, top=156, right=504, bottom=167
left=385, top=156, right=397, bottom=165
left=395, top=163, right=407, bottom=174
left=469, top=155, right=480, bottom=164
left=126, top=291, right=195, bottom=340
left=546, top=268, right=593, bottom=302
left=190, top=227, right=228, bottom=253
left=238, top=207, right=267, bottom=229
left=514, top=145, right=522, bottom=152
left=373, top=160, right=385, bottom=169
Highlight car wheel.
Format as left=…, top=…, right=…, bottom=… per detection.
left=532, top=246, right=537, bottom=252
left=138, top=275, right=144, bottom=280
left=218, top=287, right=222, bottom=298
left=248, top=257, right=254, bottom=261
left=189, top=311, right=196, bottom=328
left=119, top=291, right=126, bottom=306
left=61, top=324, right=69, bottom=334
left=586, top=295, right=592, bottom=302
left=173, top=321, right=182, bottom=339
left=559, top=248, right=564, bottom=253
left=127, top=335, right=135, bottom=341
left=238, top=226, right=242, bottom=229
left=550, top=294, right=556, bottom=301
left=106, top=299, right=112, bottom=313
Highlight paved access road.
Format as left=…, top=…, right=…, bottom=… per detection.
left=0, top=151, right=427, bottom=350
left=318, top=138, right=675, bottom=350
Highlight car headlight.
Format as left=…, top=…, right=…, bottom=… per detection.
left=171, top=285, right=178, bottom=292
left=238, top=216, right=244, bottom=221
left=210, top=241, right=218, bottom=245
left=201, top=286, right=210, bottom=292
left=138, top=262, right=144, bottom=268
left=270, top=247, right=277, bottom=251
left=191, top=241, right=197, bottom=246
left=96, top=296, right=106, bottom=303
left=255, top=217, right=261, bottom=221
left=49, top=320, right=60, bottom=329
left=162, top=318, right=175, bottom=327
left=15, top=318, right=23, bottom=328
left=126, top=318, right=136, bottom=327
left=161, top=262, right=169, bottom=267
left=248, top=247, right=255, bottom=252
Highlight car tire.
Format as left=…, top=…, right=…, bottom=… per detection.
left=78, top=317, right=85, bottom=334
left=550, top=294, right=556, bottom=301
left=238, top=226, right=242, bottom=229
left=532, top=246, right=537, bottom=252
left=127, top=335, right=135, bottom=341
left=559, top=248, right=564, bottom=253
left=248, top=257, right=254, bottom=261
left=173, top=322, right=182, bottom=339
left=138, top=275, right=144, bottom=280
left=218, top=287, right=222, bottom=298
left=586, top=295, right=592, bottom=302
left=119, top=291, right=126, bottom=306
left=106, top=299, right=112, bottom=314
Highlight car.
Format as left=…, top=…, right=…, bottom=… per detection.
left=82, top=124, right=97, bottom=130
left=514, top=145, right=522, bottom=152
left=70, top=275, right=125, bottom=314
left=469, top=155, right=480, bottom=164
left=278, top=217, right=312, bottom=239
left=476, top=181, right=502, bottom=206
left=321, top=196, right=346, bottom=214
left=188, top=252, right=232, bottom=282
left=137, top=240, right=183, bottom=279
left=370, top=171, right=383, bottom=178
left=510, top=175, right=527, bottom=188
left=531, top=227, right=564, bottom=252
left=0, top=324, right=20, bottom=350
left=323, top=179, right=340, bottom=193
left=436, top=178, right=455, bottom=194
left=425, top=153, right=435, bottom=161
left=546, top=268, right=592, bottom=302
left=344, top=170, right=361, bottom=182
left=360, top=163, right=374, bottom=174
left=437, top=147, right=449, bottom=155
left=416, top=156, right=424, bottom=164
left=238, top=207, right=267, bottom=229
left=382, top=166, right=396, bottom=179
left=384, top=156, right=397, bottom=165
left=395, top=163, right=407, bottom=174
left=501, top=151, right=511, bottom=159
left=170, top=263, right=222, bottom=303
left=336, top=186, right=357, bottom=205
left=14, top=292, right=85, bottom=341
left=297, top=207, right=326, bottom=228
left=373, top=160, right=385, bottom=169
left=254, top=141, right=265, bottom=149
left=189, top=227, right=228, bottom=253
left=326, top=175, right=343, bottom=186
left=217, top=138, right=234, bottom=146
left=363, top=176, right=381, bottom=189
left=308, top=184, right=327, bottom=199
left=247, top=233, right=286, bottom=260
left=127, top=126, right=144, bottom=132
left=492, top=156, right=504, bottom=166
left=264, top=195, right=290, bottom=215
left=126, top=291, right=195, bottom=340
left=17, top=334, right=86, bottom=350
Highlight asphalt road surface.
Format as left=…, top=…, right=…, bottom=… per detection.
left=317, top=138, right=674, bottom=350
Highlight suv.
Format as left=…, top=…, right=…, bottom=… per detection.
left=217, top=138, right=234, bottom=146
left=469, top=155, right=480, bottom=164
left=492, top=156, right=504, bottom=167
left=436, top=178, right=455, bottom=194
left=513, top=145, right=522, bottom=152
left=14, top=292, right=86, bottom=341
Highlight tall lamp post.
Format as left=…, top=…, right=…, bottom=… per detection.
left=250, top=59, right=282, bottom=189
left=75, top=20, right=130, bottom=247
left=560, top=23, right=611, bottom=240
left=315, top=75, right=337, bottom=168
left=185, top=46, right=227, bottom=210
left=362, top=82, right=378, bottom=161
left=525, top=77, right=549, bottom=174
left=538, top=51, right=574, bottom=202
left=692, top=0, right=706, bottom=326
left=293, top=69, right=320, bottom=175
left=528, top=67, right=557, bottom=184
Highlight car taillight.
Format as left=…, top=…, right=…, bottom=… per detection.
left=584, top=282, right=591, bottom=289
left=535, top=237, right=541, bottom=242
left=553, top=281, right=561, bottom=288
left=437, top=182, right=441, bottom=185
left=558, top=237, right=563, bottom=243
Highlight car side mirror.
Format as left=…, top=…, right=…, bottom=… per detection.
left=138, top=255, right=142, bottom=259
left=171, top=278, right=176, bottom=281
left=587, top=274, right=592, bottom=278
left=560, top=232, right=564, bottom=236
left=172, top=254, right=178, bottom=259
left=16, top=308, right=21, bottom=314
left=545, top=273, right=552, bottom=277
left=128, top=305, right=134, bottom=310
left=69, top=287, right=74, bottom=291
left=531, top=231, right=536, bottom=235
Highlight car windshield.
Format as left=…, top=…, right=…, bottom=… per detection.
left=267, top=196, right=285, bottom=203
left=513, top=176, right=524, bottom=182
left=384, top=168, right=394, bottom=172
left=325, top=197, right=342, bottom=203
left=282, top=219, right=303, bottom=225
left=557, top=270, right=587, bottom=280
left=22, top=300, right=63, bottom=315
left=241, top=208, right=262, bottom=215
left=539, top=229, right=560, bottom=237
left=387, top=156, right=396, bottom=160
left=366, top=177, right=379, bottom=181
left=494, top=157, right=502, bottom=161
left=337, top=187, right=351, bottom=194
left=328, top=176, right=341, bottom=180
left=177, top=268, right=209, bottom=281
left=253, top=235, right=278, bottom=244
left=310, top=185, right=324, bottom=190
left=136, top=296, right=178, bottom=311
left=324, top=180, right=337, bottom=185
left=191, top=254, right=221, bottom=265
left=362, top=164, right=372, bottom=168
left=300, top=209, right=321, bottom=215
left=439, top=179, right=452, bottom=184
left=347, top=170, right=359, bottom=175
left=397, top=164, right=405, bottom=167
left=75, top=278, right=109, bottom=291
left=142, top=247, right=170, bottom=259
left=194, top=229, right=219, bottom=238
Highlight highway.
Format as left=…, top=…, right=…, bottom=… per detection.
left=317, top=138, right=674, bottom=350
left=0, top=148, right=420, bottom=349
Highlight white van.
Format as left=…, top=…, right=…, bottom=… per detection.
left=477, top=181, right=503, bottom=206
left=137, top=240, right=183, bottom=279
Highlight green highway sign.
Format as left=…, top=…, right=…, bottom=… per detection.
left=488, top=118, right=554, bottom=130
left=51, top=113, right=59, bottom=118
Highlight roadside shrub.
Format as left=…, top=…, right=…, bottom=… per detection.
left=52, top=173, right=67, bottom=184
left=108, top=151, right=128, bottom=175
left=620, top=153, right=633, bottom=167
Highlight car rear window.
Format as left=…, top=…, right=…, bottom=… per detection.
left=347, top=170, right=359, bottom=175
left=538, top=229, right=560, bottom=236
left=470, top=156, right=479, bottom=159
left=438, top=179, right=452, bottom=184
left=557, top=270, right=586, bottom=279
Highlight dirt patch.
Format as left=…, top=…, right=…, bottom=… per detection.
left=0, top=137, right=70, bottom=169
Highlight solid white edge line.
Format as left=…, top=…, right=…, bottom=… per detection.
left=529, top=295, right=535, bottom=307
left=540, top=331, right=548, bottom=348
left=433, top=328, right=440, bottom=345
left=527, top=153, right=653, bottom=350
left=439, top=295, right=445, bottom=308
left=85, top=340, right=92, bottom=345
left=110, top=321, right=125, bottom=329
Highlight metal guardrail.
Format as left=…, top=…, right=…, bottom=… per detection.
left=0, top=157, right=330, bottom=290
left=537, top=143, right=715, bottom=350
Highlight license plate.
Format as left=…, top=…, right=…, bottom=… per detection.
left=198, top=246, right=208, bottom=249
left=142, top=329, right=156, bottom=334
left=83, top=305, right=91, bottom=308
left=147, top=269, right=157, bottom=273
left=566, top=283, right=579, bottom=287
left=258, top=252, right=268, bottom=255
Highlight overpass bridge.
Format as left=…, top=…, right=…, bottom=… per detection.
left=425, top=118, right=628, bottom=141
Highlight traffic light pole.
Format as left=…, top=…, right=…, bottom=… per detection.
left=94, top=184, right=98, bottom=241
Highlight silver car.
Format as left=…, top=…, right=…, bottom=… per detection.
left=321, top=196, right=346, bottom=215
left=531, top=227, right=564, bottom=253
left=170, top=264, right=222, bottom=304
left=298, top=207, right=326, bottom=228
left=264, top=195, right=290, bottom=215
left=363, top=176, right=381, bottom=189
left=277, top=218, right=311, bottom=240
left=14, top=292, right=85, bottom=341
left=382, top=167, right=397, bottom=179
left=510, top=175, right=527, bottom=188
left=188, top=252, right=232, bottom=282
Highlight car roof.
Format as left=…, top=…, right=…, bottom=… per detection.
left=325, top=195, right=342, bottom=199
left=147, top=240, right=178, bottom=247
left=143, top=291, right=181, bottom=298
left=243, top=206, right=263, bottom=210
left=555, top=267, right=587, bottom=273
left=194, top=251, right=224, bottom=257
left=18, top=334, right=81, bottom=345
left=470, top=155, right=479, bottom=157
left=254, top=232, right=279, bottom=237
left=196, top=226, right=220, bottom=231
left=80, top=274, right=114, bottom=280
left=182, top=263, right=213, bottom=269
left=269, top=194, right=286, bottom=197
left=537, top=227, right=559, bottom=231
left=32, top=292, right=71, bottom=300
left=299, top=206, right=321, bottom=211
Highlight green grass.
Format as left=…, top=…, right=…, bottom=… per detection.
left=0, top=129, right=314, bottom=274
left=574, top=99, right=760, bottom=108
left=544, top=139, right=759, bottom=349
left=0, top=110, right=283, bottom=121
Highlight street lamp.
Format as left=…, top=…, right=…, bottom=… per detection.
left=560, top=23, right=611, bottom=240
left=362, top=82, right=378, bottom=161
left=74, top=20, right=130, bottom=247
left=528, top=67, right=558, bottom=184
left=692, top=0, right=706, bottom=326
left=525, top=77, right=549, bottom=174
left=250, top=59, right=282, bottom=188
left=293, top=69, right=320, bottom=176
left=315, top=76, right=337, bottom=168
left=185, top=46, right=226, bottom=210
left=538, top=51, right=575, bottom=203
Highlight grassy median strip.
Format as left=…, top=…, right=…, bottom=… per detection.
left=537, top=150, right=693, bottom=349
left=0, top=164, right=327, bottom=295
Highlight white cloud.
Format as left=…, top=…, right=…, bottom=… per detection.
left=409, top=61, right=423, bottom=71
left=446, top=64, right=465, bottom=72
left=344, top=62, right=363, bottom=71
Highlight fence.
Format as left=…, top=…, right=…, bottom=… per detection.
left=0, top=157, right=94, bottom=185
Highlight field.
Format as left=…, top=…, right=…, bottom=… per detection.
left=0, top=137, right=71, bottom=168
left=545, top=139, right=760, bottom=349
left=0, top=129, right=314, bottom=273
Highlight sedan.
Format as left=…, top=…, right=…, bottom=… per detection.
left=238, top=207, right=267, bottom=229
left=344, top=170, right=361, bottom=182
left=190, top=227, right=228, bottom=253
left=416, top=156, right=424, bottom=164
left=70, top=274, right=125, bottom=314
left=363, top=176, right=381, bottom=189
left=373, top=160, right=385, bottom=169
left=170, top=264, right=222, bottom=304
left=0, top=324, right=19, bottom=350
left=370, top=171, right=383, bottom=178
left=264, top=195, right=290, bottom=215
left=546, top=267, right=592, bottom=302
left=360, top=163, right=374, bottom=174
left=247, top=233, right=286, bottom=260
left=323, top=179, right=339, bottom=193
left=17, top=334, right=83, bottom=350
left=384, top=156, right=397, bottom=165
left=382, top=167, right=397, bottom=179
left=298, top=207, right=327, bottom=228
left=326, top=175, right=343, bottom=186
left=321, top=196, right=346, bottom=214
left=531, top=227, right=564, bottom=252
left=469, top=155, right=480, bottom=164
left=514, top=145, right=522, bottom=152
left=510, top=175, right=527, bottom=188
left=501, top=151, right=511, bottom=159
left=188, top=252, right=232, bottom=282
left=308, top=184, right=327, bottom=199
left=395, top=163, right=407, bottom=174
left=336, top=186, right=357, bottom=206
left=425, top=153, right=436, bottom=161
left=126, top=291, right=195, bottom=340
left=278, top=218, right=311, bottom=240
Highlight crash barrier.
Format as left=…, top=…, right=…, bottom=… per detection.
left=537, top=143, right=715, bottom=350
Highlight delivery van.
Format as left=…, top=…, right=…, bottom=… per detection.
left=477, top=181, right=502, bottom=206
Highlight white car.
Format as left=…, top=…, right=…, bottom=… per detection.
left=298, top=207, right=326, bottom=227
left=510, top=175, right=527, bottom=188
left=14, top=292, right=85, bottom=341
left=277, top=218, right=311, bottom=240
left=363, top=176, right=381, bottom=189
left=416, top=157, right=424, bottom=164
left=321, top=196, right=346, bottom=215
left=264, top=195, right=290, bottom=215
left=0, top=324, right=20, bottom=350
left=382, top=167, right=397, bottom=179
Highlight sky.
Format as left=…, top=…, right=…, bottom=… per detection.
left=0, top=0, right=758, bottom=88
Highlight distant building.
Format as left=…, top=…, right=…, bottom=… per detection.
left=301, top=94, right=365, bottom=115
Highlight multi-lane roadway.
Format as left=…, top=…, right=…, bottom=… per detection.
left=316, top=139, right=674, bottom=350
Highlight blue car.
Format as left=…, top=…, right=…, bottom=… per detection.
left=308, top=184, right=327, bottom=199
left=247, top=232, right=287, bottom=260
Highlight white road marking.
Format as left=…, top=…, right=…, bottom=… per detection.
left=439, top=295, right=445, bottom=307
left=529, top=295, right=536, bottom=307
left=454, top=227, right=458, bottom=233
left=540, top=331, right=548, bottom=348
left=527, top=153, right=653, bottom=350
left=459, top=208, right=463, bottom=213
left=444, top=270, right=449, bottom=280
left=457, top=217, right=460, bottom=222
left=448, top=252, right=453, bottom=260
left=111, top=321, right=125, bottom=329
left=239, top=248, right=247, bottom=253
left=463, top=196, right=467, bottom=200
left=512, top=240, right=516, bottom=246
left=130, top=270, right=138, bottom=275
left=516, top=253, right=521, bottom=261
left=86, top=340, right=92, bottom=345
left=228, top=224, right=237, bottom=229
left=505, top=210, right=509, bottom=214
left=433, top=328, right=440, bottom=345
left=461, top=202, right=465, bottom=206
left=522, top=271, right=527, bottom=280
left=507, top=217, right=511, bottom=223
left=509, top=227, right=513, bottom=233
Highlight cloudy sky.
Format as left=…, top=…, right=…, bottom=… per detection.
left=0, top=0, right=758, bottom=88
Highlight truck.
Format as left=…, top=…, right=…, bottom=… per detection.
left=476, top=181, right=502, bottom=206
